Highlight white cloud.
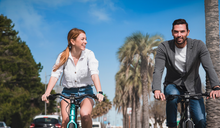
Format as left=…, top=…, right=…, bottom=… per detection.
left=0, top=0, right=120, bottom=37
left=87, top=0, right=123, bottom=22
left=89, top=7, right=110, bottom=21
left=31, top=0, right=96, bottom=7
left=103, top=0, right=117, bottom=11
left=0, top=0, right=47, bottom=38
left=32, top=0, right=72, bottom=7
left=88, top=3, right=111, bottom=21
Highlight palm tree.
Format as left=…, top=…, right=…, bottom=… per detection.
left=114, top=67, right=131, bottom=128
left=116, top=40, right=140, bottom=128
left=123, top=32, right=163, bottom=128
left=114, top=58, right=142, bottom=128
left=115, top=32, right=163, bottom=128
left=205, top=0, right=220, bottom=127
left=126, top=59, right=142, bottom=128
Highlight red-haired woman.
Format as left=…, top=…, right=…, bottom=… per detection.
left=41, top=28, right=104, bottom=128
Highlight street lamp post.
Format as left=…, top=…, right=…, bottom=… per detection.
left=44, top=73, right=51, bottom=115
left=45, top=72, right=47, bottom=115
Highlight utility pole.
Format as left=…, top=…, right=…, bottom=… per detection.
left=45, top=72, right=47, bottom=115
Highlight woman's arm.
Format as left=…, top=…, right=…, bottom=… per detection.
left=91, top=74, right=104, bottom=102
left=41, top=76, right=58, bottom=103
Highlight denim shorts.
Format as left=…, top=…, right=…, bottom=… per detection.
left=60, top=85, right=94, bottom=104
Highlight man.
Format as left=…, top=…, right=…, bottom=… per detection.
left=152, top=19, right=220, bottom=128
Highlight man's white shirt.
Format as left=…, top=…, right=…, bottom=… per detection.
left=175, top=45, right=187, bottom=72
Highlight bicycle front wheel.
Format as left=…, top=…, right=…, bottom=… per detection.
left=185, top=120, right=194, bottom=128
left=68, top=123, right=75, bottom=128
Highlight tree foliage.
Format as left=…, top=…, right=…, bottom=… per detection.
left=149, top=100, right=166, bottom=128
left=92, top=95, right=112, bottom=119
left=0, top=14, right=56, bottom=128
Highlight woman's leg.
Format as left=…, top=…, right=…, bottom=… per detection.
left=61, top=99, right=70, bottom=128
left=80, top=98, right=94, bottom=128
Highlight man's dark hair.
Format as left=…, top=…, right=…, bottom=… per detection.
left=172, top=19, right=189, bottom=31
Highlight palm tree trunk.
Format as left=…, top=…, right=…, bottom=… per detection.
left=136, top=99, right=141, bottom=128
left=205, top=0, right=220, bottom=127
left=122, top=105, right=126, bottom=128
left=141, top=55, right=150, bottom=128
left=154, top=122, right=158, bottom=128
left=132, top=93, right=136, bottom=128
left=159, top=123, right=163, bottom=128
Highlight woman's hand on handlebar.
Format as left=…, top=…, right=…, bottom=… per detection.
left=41, top=93, right=50, bottom=103
left=96, top=93, right=104, bottom=102
left=154, top=90, right=166, bottom=101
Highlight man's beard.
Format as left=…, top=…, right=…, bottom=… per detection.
left=174, top=36, right=187, bottom=46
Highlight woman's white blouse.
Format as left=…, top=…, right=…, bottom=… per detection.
left=51, top=49, right=99, bottom=88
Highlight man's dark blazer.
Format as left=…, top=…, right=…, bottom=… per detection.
left=152, top=38, right=220, bottom=94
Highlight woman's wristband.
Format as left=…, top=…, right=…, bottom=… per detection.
left=98, top=91, right=104, bottom=95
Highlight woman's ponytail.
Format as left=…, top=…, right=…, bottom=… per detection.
left=53, top=46, right=69, bottom=72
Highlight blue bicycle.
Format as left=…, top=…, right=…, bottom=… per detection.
left=48, top=93, right=98, bottom=128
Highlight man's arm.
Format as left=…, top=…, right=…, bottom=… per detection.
left=199, top=41, right=220, bottom=88
left=199, top=41, right=220, bottom=98
left=152, top=43, right=167, bottom=100
left=152, top=43, right=166, bottom=92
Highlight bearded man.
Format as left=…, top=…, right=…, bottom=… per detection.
left=152, top=19, right=220, bottom=128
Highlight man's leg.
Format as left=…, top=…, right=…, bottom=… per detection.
left=190, top=98, right=206, bottom=128
left=164, top=84, right=181, bottom=128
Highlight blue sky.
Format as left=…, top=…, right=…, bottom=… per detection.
left=0, top=0, right=214, bottom=126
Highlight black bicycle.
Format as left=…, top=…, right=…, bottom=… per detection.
left=166, top=92, right=209, bottom=128
left=48, top=93, right=98, bottom=128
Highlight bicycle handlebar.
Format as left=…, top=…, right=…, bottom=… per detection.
left=48, top=93, right=98, bottom=101
left=166, top=92, right=210, bottom=101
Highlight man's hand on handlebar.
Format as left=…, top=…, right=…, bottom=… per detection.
left=154, top=90, right=166, bottom=101
left=209, top=86, right=220, bottom=99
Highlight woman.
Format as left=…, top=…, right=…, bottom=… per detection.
left=41, top=28, right=104, bottom=128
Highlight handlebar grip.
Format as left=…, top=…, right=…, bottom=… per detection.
left=47, top=95, right=56, bottom=100
left=203, top=92, right=210, bottom=97
left=166, top=95, right=175, bottom=100
left=103, top=97, right=106, bottom=102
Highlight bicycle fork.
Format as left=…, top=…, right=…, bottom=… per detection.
left=182, top=97, right=194, bottom=128
left=185, top=98, right=191, bottom=121
left=67, top=103, right=78, bottom=128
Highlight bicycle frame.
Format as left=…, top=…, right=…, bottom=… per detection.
left=48, top=93, right=98, bottom=128
left=67, top=94, right=79, bottom=128
left=166, top=92, right=209, bottom=128
left=178, top=93, right=194, bottom=128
